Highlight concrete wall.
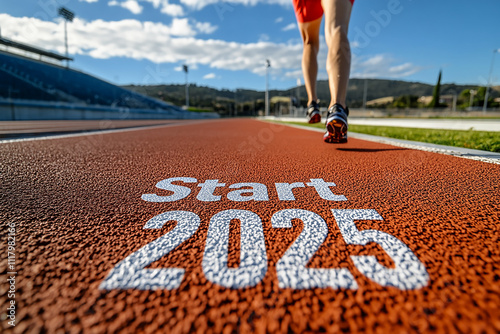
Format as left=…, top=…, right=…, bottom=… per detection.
left=277, top=106, right=500, bottom=119
left=0, top=99, right=219, bottom=121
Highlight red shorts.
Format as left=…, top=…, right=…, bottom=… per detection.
left=293, top=0, right=354, bottom=23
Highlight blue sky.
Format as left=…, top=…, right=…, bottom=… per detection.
left=1, top=0, right=499, bottom=91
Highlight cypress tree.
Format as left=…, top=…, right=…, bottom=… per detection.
left=428, top=70, right=442, bottom=108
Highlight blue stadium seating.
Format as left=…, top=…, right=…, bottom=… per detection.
left=0, top=52, right=182, bottom=113
left=0, top=70, right=56, bottom=101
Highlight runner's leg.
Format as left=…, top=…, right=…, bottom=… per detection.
left=298, top=17, right=322, bottom=106
left=321, top=0, right=352, bottom=108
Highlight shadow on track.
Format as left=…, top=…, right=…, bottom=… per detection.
left=336, top=148, right=408, bottom=153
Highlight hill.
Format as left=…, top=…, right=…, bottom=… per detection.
left=124, top=79, right=482, bottom=110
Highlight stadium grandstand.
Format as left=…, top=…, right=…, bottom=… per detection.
left=0, top=34, right=217, bottom=120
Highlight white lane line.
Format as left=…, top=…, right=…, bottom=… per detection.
left=348, top=118, right=500, bottom=132
left=0, top=120, right=211, bottom=144
left=271, top=121, right=500, bottom=165
left=263, top=116, right=500, bottom=132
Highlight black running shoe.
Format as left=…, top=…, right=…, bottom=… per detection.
left=306, top=101, right=321, bottom=124
left=323, top=103, right=349, bottom=143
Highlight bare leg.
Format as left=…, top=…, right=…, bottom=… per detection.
left=298, top=17, right=322, bottom=106
left=321, top=0, right=352, bottom=108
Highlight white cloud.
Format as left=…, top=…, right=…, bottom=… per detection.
left=179, top=0, right=291, bottom=11
left=157, top=19, right=216, bottom=36
left=360, top=54, right=385, bottom=67
left=0, top=14, right=421, bottom=82
left=122, top=0, right=143, bottom=13
left=284, top=69, right=303, bottom=79
left=169, top=18, right=196, bottom=36
left=350, top=40, right=361, bottom=49
left=203, top=73, right=216, bottom=79
left=109, top=0, right=187, bottom=17
left=195, top=21, right=218, bottom=34
left=258, top=34, right=270, bottom=42
left=80, top=0, right=99, bottom=3
left=160, top=3, right=184, bottom=16
left=388, top=62, right=421, bottom=77
left=142, top=0, right=185, bottom=16
left=282, top=23, right=296, bottom=31
left=108, top=0, right=143, bottom=14
left=275, top=17, right=283, bottom=23
left=0, top=14, right=301, bottom=74
left=351, top=54, right=421, bottom=78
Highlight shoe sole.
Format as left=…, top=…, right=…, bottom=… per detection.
left=308, top=113, right=321, bottom=124
left=324, top=118, right=348, bottom=143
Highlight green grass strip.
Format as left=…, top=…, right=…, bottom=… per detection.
left=282, top=122, right=500, bottom=153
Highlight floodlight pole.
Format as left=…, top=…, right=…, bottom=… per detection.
left=183, top=65, right=189, bottom=108
left=64, top=19, right=68, bottom=67
left=362, top=78, right=368, bottom=110
left=265, top=59, right=270, bottom=116
left=469, top=89, right=477, bottom=110
left=483, top=49, right=499, bottom=113
left=58, top=7, right=74, bottom=68
left=296, top=78, right=301, bottom=117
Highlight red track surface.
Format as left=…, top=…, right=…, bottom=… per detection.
left=0, top=120, right=181, bottom=137
left=1, top=119, right=499, bottom=333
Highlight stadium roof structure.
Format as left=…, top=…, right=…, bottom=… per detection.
left=0, top=36, right=73, bottom=62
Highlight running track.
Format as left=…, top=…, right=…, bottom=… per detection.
left=1, top=119, right=499, bottom=333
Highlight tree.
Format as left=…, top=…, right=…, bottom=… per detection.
left=458, top=89, right=472, bottom=109
left=428, top=70, right=442, bottom=108
left=392, top=95, right=419, bottom=109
